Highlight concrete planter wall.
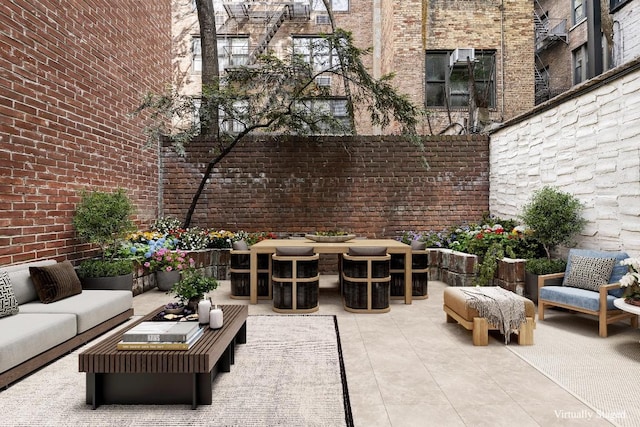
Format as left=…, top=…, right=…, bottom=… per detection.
left=428, top=249, right=525, bottom=293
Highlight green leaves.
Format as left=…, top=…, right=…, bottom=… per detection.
left=520, top=186, right=586, bottom=258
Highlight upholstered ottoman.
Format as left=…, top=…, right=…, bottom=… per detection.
left=443, top=286, right=536, bottom=346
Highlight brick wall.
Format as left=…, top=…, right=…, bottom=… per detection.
left=490, top=57, right=640, bottom=257
left=161, top=135, right=490, bottom=238
left=0, top=0, right=170, bottom=266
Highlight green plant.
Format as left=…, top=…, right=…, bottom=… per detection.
left=170, top=270, right=218, bottom=303
left=73, top=188, right=136, bottom=261
left=525, top=258, right=567, bottom=275
left=520, top=186, right=586, bottom=259
left=77, top=258, right=134, bottom=278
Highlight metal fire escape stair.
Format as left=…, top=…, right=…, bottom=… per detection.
left=248, top=7, right=289, bottom=64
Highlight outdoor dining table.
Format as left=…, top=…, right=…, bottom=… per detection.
left=249, top=238, right=413, bottom=305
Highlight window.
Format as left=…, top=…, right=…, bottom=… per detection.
left=296, top=98, right=350, bottom=134
left=425, top=50, right=496, bottom=109
left=192, top=37, right=202, bottom=74
left=292, top=36, right=339, bottom=72
left=219, top=101, right=248, bottom=134
left=312, top=0, right=348, bottom=12
left=573, top=0, right=586, bottom=24
left=610, top=0, right=631, bottom=12
left=573, top=44, right=588, bottom=84
left=217, top=37, right=249, bottom=72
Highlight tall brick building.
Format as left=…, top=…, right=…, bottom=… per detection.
left=173, top=0, right=535, bottom=135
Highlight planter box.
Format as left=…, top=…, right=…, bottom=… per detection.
left=429, top=249, right=526, bottom=292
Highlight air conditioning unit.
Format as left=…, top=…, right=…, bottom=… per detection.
left=316, top=76, right=331, bottom=87
left=450, top=48, right=475, bottom=67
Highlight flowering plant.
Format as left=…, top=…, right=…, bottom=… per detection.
left=170, top=227, right=209, bottom=251
left=620, top=258, right=640, bottom=301
left=144, top=247, right=194, bottom=272
left=208, top=230, right=236, bottom=249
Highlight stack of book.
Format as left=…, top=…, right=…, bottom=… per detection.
left=117, top=321, right=204, bottom=350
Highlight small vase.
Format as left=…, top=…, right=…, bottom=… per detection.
left=155, top=270, right=181, bottom=291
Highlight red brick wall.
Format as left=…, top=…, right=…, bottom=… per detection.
left=0, top=0, right=170, bottom=266
left=161, top=135, right=489, bottom=238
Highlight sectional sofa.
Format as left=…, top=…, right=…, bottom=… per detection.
left=0, top=259, right=133, bottom=388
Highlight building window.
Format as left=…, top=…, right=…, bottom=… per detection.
left=192, top=37, right=202, bottom=74
left=573, top=0, right=586, bottom=24
left=297, top=98, right=350, bottom=133
left=292, top=36, right=339, bottom=73
left=220, top=101, right=248, bottom=134
left=218, top=36, right=249, bottom=73
left=425, top=50, right=496, bottom=109
left=610, top=0, right=631, bottom=12
left=573, top=44, right=588, bottom=84
left=312, top=0, right=349, bottom=12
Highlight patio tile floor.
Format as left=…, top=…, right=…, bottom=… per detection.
left=132, top=277, right=612, bottom=426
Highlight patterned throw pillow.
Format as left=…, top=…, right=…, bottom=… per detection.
left=29, top=260, right=82, bottom=303
left=564, top=255, right=616, bottom=291
left=0, top=270, right=19, bottom=318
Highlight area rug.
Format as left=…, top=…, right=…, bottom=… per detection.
left=508, top=312, right=640, bottom=427
left=0, top=315, right=353, bottom=427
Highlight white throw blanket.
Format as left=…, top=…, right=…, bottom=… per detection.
left=461, top=286, right=526, bottom=344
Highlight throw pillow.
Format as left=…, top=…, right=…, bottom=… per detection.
left=29, top=260, right=82, bottom=303
left=564, top=255, right=616, bottom=291
left=410, top=240, right=427, bottom=250
left=276, top=247, right=315, bottom=257
left=348, top=247, right=387, bottom=257
left=0, top=270, right=19, bottom=318
left=232, top=240, right=249, bottom=251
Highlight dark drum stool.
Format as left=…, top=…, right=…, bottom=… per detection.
left=230, top=240, right=272, bottom=300
left=341, top=247, right=391, bottom=313
left=390, top=240, right=429, bottom=300
left=271, top=247, right=320, bottom=313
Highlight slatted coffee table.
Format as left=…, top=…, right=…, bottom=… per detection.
left=79, top=304, right=248, bottom=409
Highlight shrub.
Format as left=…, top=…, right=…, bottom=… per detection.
left=525, top=258, right=567, bottom=275
left=520, top=186, right=586, bottom=259
left=77, top=258, right=134, bottom=278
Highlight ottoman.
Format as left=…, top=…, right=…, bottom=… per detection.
left=443, top=286, right=536, bottom=346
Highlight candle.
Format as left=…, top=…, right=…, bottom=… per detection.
left=198, top=299, right=212, bottom=324
left=209, top=305, right=223, bottom=329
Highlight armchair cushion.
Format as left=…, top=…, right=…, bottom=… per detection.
left=564, top=255, right=616, bottom=291
left=562, top=249, right=630, bottom=298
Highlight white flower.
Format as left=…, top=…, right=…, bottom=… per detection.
left=620, top=258, right=640, bottom=287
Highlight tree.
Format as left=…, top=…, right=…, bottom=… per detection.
left=136, top=22, right=422, bottom=227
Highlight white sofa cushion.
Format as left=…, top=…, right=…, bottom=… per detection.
left=0, top=260, right=57, bottom=305
left=0, top=312, right=77, bottom=374
left=19, top=289, right=133, bottom=333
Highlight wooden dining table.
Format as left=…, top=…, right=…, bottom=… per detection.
left=249, top=238, right=413, bottom=305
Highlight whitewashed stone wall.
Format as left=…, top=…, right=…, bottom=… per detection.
left=612, top=0, right=640, bottom=67
left=489, top=59, right=640, bottom=256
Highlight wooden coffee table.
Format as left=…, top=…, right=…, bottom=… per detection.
left=79, top=304, right=248, bottom=409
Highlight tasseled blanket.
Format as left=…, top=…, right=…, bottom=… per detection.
left=461, top=286, right=526, bottom=344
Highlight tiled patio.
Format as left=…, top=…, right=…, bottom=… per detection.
left=132, top=276, right=613, bottom=427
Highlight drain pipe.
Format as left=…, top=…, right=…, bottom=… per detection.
left=500, top=0, right=506, bottom=121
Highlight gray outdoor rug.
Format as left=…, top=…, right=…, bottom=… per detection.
left=0, top=315, right=353, bottom=427
left=508, top=311, right=640, bottom=427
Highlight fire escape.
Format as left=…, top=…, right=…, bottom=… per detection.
left=222, top=0, right=312, bottom=65
left=534, top=0, right=568, bottom=104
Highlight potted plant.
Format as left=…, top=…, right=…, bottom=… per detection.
left=524, top=257, right=567, bottom=303
left=73, top=188, right=136, bottom=290
left=169, top=270, right=219, bottom=311
left=144, top=247, right=195, bottom=291
left=520, top=186, right=585, bottom=302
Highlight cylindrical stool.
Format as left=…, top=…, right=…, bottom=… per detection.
left=341, top=247, right=391, bottom=313
left=271, top=247, right=320, bottom=313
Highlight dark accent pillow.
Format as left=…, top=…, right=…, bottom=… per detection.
left=410, top=240, right=427, bottom=250
left=348, top=247, right=387, bottom=257
left=564, top=255, right=616, bottom=291
left=232, top=240, right=249, bottom=251
left=0, top=270, right=19, bottom=318
left=29, top=260, right=82, bottom=303
left=276, top=247, right=315, bottom=257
